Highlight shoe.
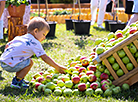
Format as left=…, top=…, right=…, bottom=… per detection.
left=22, top=78, right=30, bottom=84
left=98, top=25, right=105, bottom=29
left=10, top=77, right=29, bottom=89
left=91, top=21, right=95, bottom=25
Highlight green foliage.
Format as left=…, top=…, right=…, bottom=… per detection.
left=5, top=0, right=30, bottom=8
left=53, top=10, right=71, bottom=15
left=50, top=0, right=73, bottom=4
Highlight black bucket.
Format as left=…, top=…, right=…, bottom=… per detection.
left=104, top=20, right=115, bottom=31
left=109, top=22, right=126, bottom=32
left=73, top=20, right=91, bottom=35
left=47, top=21, right=57, bottom=37
left=65, top=19, right=74, bottom=30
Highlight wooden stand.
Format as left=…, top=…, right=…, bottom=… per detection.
left=92, top=32, right=138, bottom=86
left=8, top=16, right=27, bottom=41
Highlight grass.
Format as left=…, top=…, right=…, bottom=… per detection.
left=0, top=23, right=138, bottom=102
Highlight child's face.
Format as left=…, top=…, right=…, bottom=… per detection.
left=34, top=27, right=49, bottom=42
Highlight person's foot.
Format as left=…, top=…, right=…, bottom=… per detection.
left=10, top=77, right=29, bottom=89
left=98, top=25, right=105, bottom=29
left=22, top=78, right=30, bottom=84
left=91, top=21, right=95, bottom=25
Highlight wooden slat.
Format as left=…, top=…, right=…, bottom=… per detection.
left=112, top=67, right=138, bottom=86
left=123, top=46, right=138, bottom=68
left=103, top=59, right=118, bottom=80
left=113, top=52, right=128, bottom=74
left=92, top=32, right=138, bottom=64
left=133, top=40, right=138, bottom=49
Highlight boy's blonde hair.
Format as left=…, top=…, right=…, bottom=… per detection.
left=27, top=17, right=50, bottom=32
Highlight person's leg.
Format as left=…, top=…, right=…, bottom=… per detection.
left=97, top=0, right=108, bottom=27
left=90, top=0, right=98, bottom=25
left=127, top=14, right=138, bottom=26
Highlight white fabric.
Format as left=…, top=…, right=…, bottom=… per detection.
left=133, top=0, right=138, bottom=13
left=91, top=0, right=108, bottom=25
left=0, top=33, right=46, bottom=67
left=0, top=20, right=3, bottom=39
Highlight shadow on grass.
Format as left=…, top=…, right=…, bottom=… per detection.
left=93, top=26, right=106, bottom=31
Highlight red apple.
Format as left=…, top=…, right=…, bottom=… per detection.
left=115, top=33, right=123, bottom=39
left=78, top=83, right=86, bottom=91
left=78, top=67, right=86, bottom=73
left=39, top=71, right=44, bottom=75
left=109, top=38, right=115, bottom=42
left=46, top=75, right=52, bottom=82
left=89, top=55, right=96, bottom=59
left=80, top=56, right=87, bottom=62
left=101, top=83, right=109, bottom=91
left=35, top=82, right=42, bottom=90
left=101, top=79, right=109, bottom=85
left=79, top=72, right=86, bottom=78
left=100, top=73, right=109, bottom=80
left=87, top=65, right=97, bottom=72
left=129, top=27, right=137, bottom=34
left=70, top=61, right=78, bottom=67
left=75, top=65, right=80, bottom=70
left=81, top=59, right=89, bottom=67
left=88, top=74, right=97, bottom=82
left=72, top=76, right=80, bottom=84
left=90, top=52, right=96, bottom=55
left=86, top=71, right=94, bottom=76
left=37, top=77, right=46, bottom=83
left=90, top=82, right=98, bottom=90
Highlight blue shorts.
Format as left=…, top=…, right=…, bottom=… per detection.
left=0, top=58, right=30, bottom=72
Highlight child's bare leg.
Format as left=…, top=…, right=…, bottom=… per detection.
left=16, top=59, right=33, bottom=79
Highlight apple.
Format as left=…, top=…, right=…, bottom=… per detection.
left=72, top=76, right=80, bottom=84
left=72, top=71, right=79, bottom=75
left=104, top=68, right=110, bottom=76
left=46, top=82, right=56, bottom=90
left=135, top=52, right=138, bottom=57
left=37, top=77, right=46, bottom=84
left=94, top=88, right=103, bottom=95
left=90, top=82, right=98, bottom=90
left=115, top=33, right=123, bottom=39
left=104, top=89, right=112, bottom=96
left=85, top=88, right=94, bottom=96
left=101, top=83, right=110, bottom=91
left=129, top=43, right=137, bottom=54
left=54, top=89, right=62, bottom=96
left=95, top=38, right=102, bottom=45
left=109, top=38, right=115, bottom=42
left=42, top=85, right=47, bottom=92
left=88, top=74, right=97, bottom=82
left=80, top=75, right=88, bottom=83
left=34, top=82, right=42, bottom=90
left=90, top=52, right=96, bottom=55
left=70, top=61, right=78, bottom=67
left=95, top=81, right=101, bottom=88
left=29, top=80, right=36, bottom=87
left=39, top=71, right=44, bottom=75
left=45, top=75, right=52, bottom=82
left=63, top=88, right=73, bottom=97
left=73, top=89, right=80, bottom=96
left=98, top=42, right=105, bottom=47
left=112, top=86, right=121, bottom=94
left=95, top=70, right=102, bottom=78
left=80, top=56, right=87, bottom=62
left=57, top=80, right=65, bottom=87
left=86, top=82, right=90, bottom=88
left=109, top=75, right=114, bottom=81
left=42, top=71, right=50, bottom=79
left=107, top=56, right=115, bottom=64
left=65, top=80, right=73, bottom=88
left=100, top=73, right=109, bottom=80
left=79, top=72, right=86, bottom=78
left=126, top=63, right=133, bottom=71
left=86, top=71, right=94, bottom=76
left=117, top=50, right=126, bottom=58
left=68, top=67, right=77, bottom=74
left=87, top=65, right=97, bottom=72
left=116, top=69, right=124, bottom=76
left=52, top=74, right=59, bottom=80
left=47, top=67, right=55, bottom=73
left=122, top=56, right=130, bottom=64
left=74, top=65, right=81, bottom=70
left=44, top=89, right=52, bottom=96
left=33, top=73, right=42, bottom=79
left=74, top=83, right=79, bottom=89
left=129, top=27, right=137, bottom=34
left=107, top=79, right=112, bottom=86
left=96, top=47, right=105, bottom=55
left=101, top=79, right=109, bottom=85
left=37, top=84, right=44, bottom=92
left=108, top=32, right=114, bottom=40
left=112, top=63, right=120, bottom=71
left=98, top=65, right=105, bottom=72
left=78, top=67, right=86, bottom=73
left=78, top=83, right=86, bottom=91
left=81, top=59, right=89, bottom=67
left=122, top=83, right=130, bottom=90
left=62, top=76, right=70, bottom=82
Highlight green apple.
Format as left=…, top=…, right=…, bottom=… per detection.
left=86, top=82, right=90, bottom=88
left=44, top=88, right=52, bottom=96
left=74, top=83, right=79, bottom=89
left=68, top=67, right=77, bottom=74
left=126, top=63, right=133, bottom=71
left=94, top=88, right=103, bottom=95
left=98, top=65, right=105, bottom=72
left=117, top=50, right=126, bottom=58
left=47, top=67, right=55, bottom=74
left=52, top=74, right=59, bottom=80
left=73, top=89, right=80, bottom=96
left=62, top=75, right=70, bottom=82
left=57, top=80, right=65, bottom=87
left=112, top=63, right=119, bottom=71
left=95, top=38, right=103, bottom=45
left=96, top=47, right=105, bottom=55
left=63, top=88, right=73, bottom=97
left=108, top=56, right=115, bottom=64
left=52, top=79, right=58, bottom=84
left=55, top=86, right=62, bottom=90
left=85, top=88, right=94, bottom=96
left=104, top=89, right=112, bottom=96
left=96, top=63, right=102, bottom=69
left=95, top=81, right=101, bottom=88
left=80, top=75, right=88, bottom=83
left=129, top=44, right=137, bottom=54
left=72, top=71, right=79, bottom=75
left=112, top=86, right=121, bottom=94
left=54, top=89, right=62, bottom=96
left=110, top=84, right=115, bottom=89
left=109, top=75, right=114, bottom=81
left=46, top=82, right=56, bottom=90
left=116, top=69, right=124, bottom=76
left=104, top=68, right=110, bottom=75
left=65, top=80, right=73, bottom=88
left=107, top=32, right=114, bottom=40
left=38, top=84, right=44, bottom=92
left=105, top=43, right=113, bottom=47
left=135, top=52, right=138, bottom=58
left=122, top=56, right=130, bottom=64
left=122, top=83, right=130, bottom=90
left=95, top=71, right=102, bottom=78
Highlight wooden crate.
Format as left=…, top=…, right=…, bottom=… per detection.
left=92, top=32, right=138, bottom=86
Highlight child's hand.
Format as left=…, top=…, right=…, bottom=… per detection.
left=55, top=65, right=67, bottom=74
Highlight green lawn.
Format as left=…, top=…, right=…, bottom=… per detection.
left=0, top=24, right=137, bottom=102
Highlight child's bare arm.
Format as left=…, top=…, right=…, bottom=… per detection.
left=40, top=54, right=67, bottom=74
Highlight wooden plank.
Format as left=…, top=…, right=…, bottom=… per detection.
left=92, top=32, right=138, bottom=64
left=113, top=52, right=128, bottom=74
left=133, top=40, right=138, bottom=49
left=112, top=67, right=138, bottom=86
left=103, top=59, right=118, bottom=80
left=123, top=46, right=138, bottom=68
